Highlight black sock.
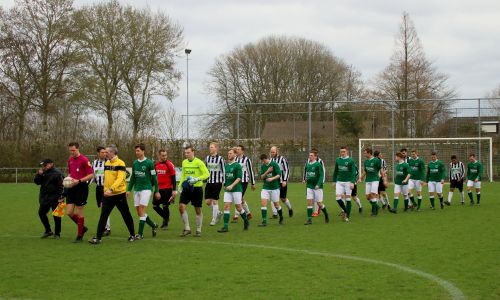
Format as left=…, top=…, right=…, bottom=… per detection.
left=336, top=199, right=347, bottom=212
left=153, top=205, right=168, bottom=220
left=477, top=193, right=481, bottom=204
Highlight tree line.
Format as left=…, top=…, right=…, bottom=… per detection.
left=0, top=0, right=182, bottom=166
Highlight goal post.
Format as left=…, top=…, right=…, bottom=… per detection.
left=358, top=137, right=493, bottom=182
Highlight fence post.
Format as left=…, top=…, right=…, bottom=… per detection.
left=15, top=168, right=18, bottom=184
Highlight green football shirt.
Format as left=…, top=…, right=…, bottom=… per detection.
left=363, top=157, right=381, bottom=182
left=127, top=158, right=159, bottom=192
left=224, top=161, right=243, bottom=192
left=408, top=157, right=425, bottom=180
left=467, top=161, right=483, bottom=181
left=426, top=160, right=445, bottom=182
left=333, top=156, right=356, bottom=183
left=260, top=161, right=281, bottom=190
left=305, top=161, right=324, bottom=189
left=394, top=162, right=410, bottom=185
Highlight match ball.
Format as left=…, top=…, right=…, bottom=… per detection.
left=63, top=177, right=74, bottom=189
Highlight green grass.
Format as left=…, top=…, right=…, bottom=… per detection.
left=0, top=182, right=499, bottom=299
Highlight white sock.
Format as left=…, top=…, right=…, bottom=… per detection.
left=284, top=199, right=292, bottom=210
left=271, top=203, right=278, bottom=215
left=181, top=211, right=190, bottom=230
left=385, top=195, right=390, bottom=205
left=234, top=209, right=240, bottom=218
left=460, top=192, right=464, bottom=202
left=354, top=197, right=362, bottom=208
left=212, top=203, right=219, bottom=220
left=242, top=201, right=251, bottom=214
left=106, top=217, right=111, bottom=230
left=196, top=213, right=203, bottom=232
left=448, top=192, right=453, bottom=203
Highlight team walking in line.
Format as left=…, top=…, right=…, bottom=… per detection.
left=35, top=142, right=484, bottom=244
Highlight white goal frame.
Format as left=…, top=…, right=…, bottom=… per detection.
left=359, top=137, right=493, bottom=182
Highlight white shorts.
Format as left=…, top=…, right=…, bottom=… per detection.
left=467, top=180, right=481, bottom=189
left=408, top=179, right=422, bottom=192
left=336, top=182, right=352, bottom=196
left=134, top=190, right=152, bottom=207
left=428, top=181, right=443, bottom=194
left=224, top=192, right=242, bottom=205
left=306, top=188, right=323, bottom=202
left=365, top=181, right=379, bottom=194
left=261, top=189, right=280, bottom=203
left=394, top=184, right=408, bottom=196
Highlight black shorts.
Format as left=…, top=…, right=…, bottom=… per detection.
left=181, top=187, right=203, bottom=207
left=279, top=184, right=288, bottom=199
left=352, top=184, right=358, bottom=197
left=154, top=189, right=173, bottom=206
left=450, top=179, right=464, bottom=192
left=205, top=183, right=222, bottom=200
left=96, top=185, right=104, bottom=207
left=378, top=177, right=386, bottom=192
left=66, top=182, right=88, bottom=206
left=242, top=182, right=249, bottom=196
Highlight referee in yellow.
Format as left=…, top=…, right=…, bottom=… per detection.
left=89, top=144, right=136, bottom=244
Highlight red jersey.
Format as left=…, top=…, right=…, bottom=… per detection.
left=68, top=154, right=93, bottom=180
left=155, top=160, right=176, bottom=189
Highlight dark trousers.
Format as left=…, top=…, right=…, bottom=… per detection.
left=38, top=202, right=61, bottom=235
left=96, top=193, right=135, bottom=239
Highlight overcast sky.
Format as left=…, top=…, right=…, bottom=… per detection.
left=2, top=0, right=499, bottom=119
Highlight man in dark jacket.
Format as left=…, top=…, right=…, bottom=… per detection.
left=34, top=159, right=64, bottom=239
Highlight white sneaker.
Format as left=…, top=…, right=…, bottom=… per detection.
left=209, top=219, right=216, bottom=226
left=215, top=211, right=223, bottom=224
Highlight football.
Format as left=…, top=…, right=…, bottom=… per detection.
left=63, top=176, right=74, bottom=189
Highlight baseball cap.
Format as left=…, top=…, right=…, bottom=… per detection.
left=40, top=158, right=54, bottom=166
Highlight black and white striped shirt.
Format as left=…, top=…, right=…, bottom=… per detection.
left=205, top=154, right=225, bottom=184
left=303, top=157, right=325, bottom=183
left=380, top=158, right=387, bottom=171
left=449, top=161, right=465, bottom=181
left=92, top=159, right=107, bottom=186
left=271, top=155, right=289, bottom=182
left=236, top=155, right=255, bottom=185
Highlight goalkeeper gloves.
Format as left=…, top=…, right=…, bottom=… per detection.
left=188, top=177, right=200, bottom=185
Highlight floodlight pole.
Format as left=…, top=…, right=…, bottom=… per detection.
left=308, top=99, right=311, bottom=152
left=185, top=48, right=191, bottom=140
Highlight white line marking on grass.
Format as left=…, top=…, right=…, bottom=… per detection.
left=1, top=234, right=465, bottom=300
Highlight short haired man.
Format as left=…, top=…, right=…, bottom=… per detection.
left=466, top=153, right=483, bottom=205
left=154, top=149, right=177, bottom=229
left=426, top=151, right=446, bottom=209
left=233, top=145, right=255, bottom=222
left=408, top=150, right=425, bottom=211
left=258, top=153, right=283, bottom=226
left=127, top=143, right=160, bottom=239
left=359, top=148, right=382, bottom=216
left=66, top=142, right=94, bottom=243
left=389, top=152, right=411, bottom=214
left=92, top=146, right=111, bottom=236
left=89, top=145, right=136, bottom=244
left=178, top=146, right=210, bottom=237
left=205, top=142, right=225, bottom=226
left=270, top=146, right=293, bottom=217
left=448, top=155, right=465, bottom=205
left=218, top=148, right=249, bottom=232
left=332, top=146, right=356, bottom=222
left=34, top=159, right=64, bottom=239
left=374, top=150, right=390, bottom=210
left=303, top=150, right=329, bottom=224
left=302, top=148, right=326, bottom=216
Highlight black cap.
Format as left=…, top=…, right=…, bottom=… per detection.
left=40, top=158, right=54, bottom=166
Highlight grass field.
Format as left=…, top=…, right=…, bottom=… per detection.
left=0, top=182, right=498, bottom=300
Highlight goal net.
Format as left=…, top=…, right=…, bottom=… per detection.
left=358, top=137, right=493, bottom=182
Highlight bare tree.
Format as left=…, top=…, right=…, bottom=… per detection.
left=8, top=0, right=79, bottom=140
left=73, top=0, right=127, bottom=142
left=119, top=7, right=183, bottom=142
left=156, top=103, right=184, bottom=140
left=0, top=8, right=36, bottom=150
left=372, top=12, right=455, bottom=137
left=487, top=84, right=500, bottom=114
left=205, top=36, right=353, bottom=139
